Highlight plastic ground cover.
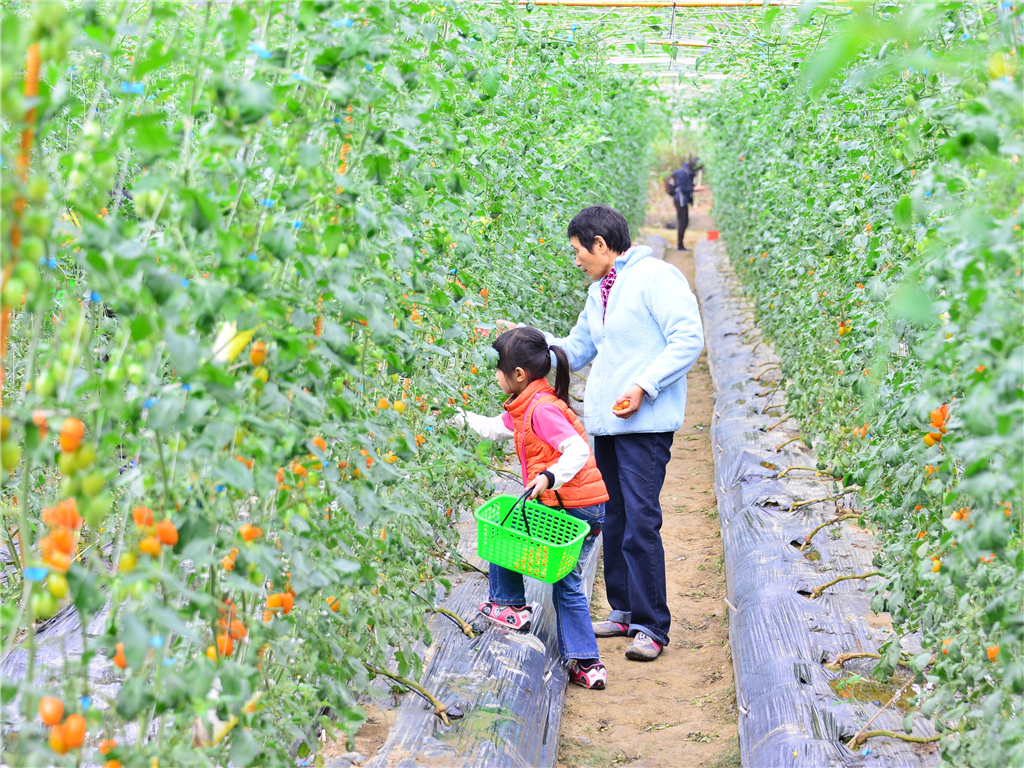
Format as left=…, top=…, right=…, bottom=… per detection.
left=694, top=238, right=940, bottom=768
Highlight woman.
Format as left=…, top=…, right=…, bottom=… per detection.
left=500, top=205, right=704, bottom=661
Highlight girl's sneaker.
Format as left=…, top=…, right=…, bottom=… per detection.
left=569, top=661, right=607, bottom=690
left=478, top=602, right=532, bottom=631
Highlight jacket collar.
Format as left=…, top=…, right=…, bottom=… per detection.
left=613, top=244, right=652, bottom=272
left=588, top=245, right=653, bottom=295
left=503, top=378, right=555, bottom=423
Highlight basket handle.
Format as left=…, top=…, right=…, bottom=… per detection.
left=499, top=489, right=532, bottom=537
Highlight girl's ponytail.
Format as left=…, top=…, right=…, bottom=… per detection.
left=551, top=345, right=572, bottom=409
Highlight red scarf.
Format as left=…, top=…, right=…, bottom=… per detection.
left=600, top=267, right=616, bottom=322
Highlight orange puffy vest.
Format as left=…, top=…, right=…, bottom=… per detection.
left=504, top=379, right=609, bottom=509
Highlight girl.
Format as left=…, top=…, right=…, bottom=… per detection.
left=457, top=326, right=609, bottom=689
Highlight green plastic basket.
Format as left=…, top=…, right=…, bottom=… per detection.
left=474, top=493, right=590, bottom=584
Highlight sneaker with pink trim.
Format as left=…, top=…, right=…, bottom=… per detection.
left=478, top=602, right=533, bottom=631
left=592, top=620, right=629, bottom=637
left=569, top=661, right=607, bottom=690
left=625, top=632, right=663, bottom=661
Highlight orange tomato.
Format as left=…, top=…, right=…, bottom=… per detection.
left=99, top=738, right=117, bottom=755
left=59, top=418, right=85, bottom=453
left=155, top=519, right=178, bottom=546
left=612, top=399, right=631, bottom=412
left=49, top=723, right=69, bottom=754
left=132, top=506, right=154, bottom=528
left=216, top=634, right=235, bottom=656
left=113, top=642, right=128, bottom=669
left=32, top=410, right=48, bottom=439
left=942, top=638, right=952, bottom=655
left=38, top=696, right=63, bottom=726
left=229, top=619, right=247, bottom=640
left=63, top=713, right=86, bottom=748
left=988, top=645, right=1000, bottom=662
left=41, top=499, right=82, bottom=529
left=104, top=761, right=123, bottom=768
left=378, top=397, right=390, bottom=410
left=44, top=551, right=72, bottom=573
left=327, top=595, right=340, bottom=612
left=139, top=535, right=161, bottom=557
left=250, top=341, right=268, bottom=366
left=313, top=436, right=327, bottom=452
left=239, top=523, right=263, bottom=542
left=41, top=527, right=76, bottom=555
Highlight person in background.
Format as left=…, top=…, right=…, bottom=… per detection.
left=666, top=156, right=702, bottom=251
left=500, top=205, right=704, bottom=661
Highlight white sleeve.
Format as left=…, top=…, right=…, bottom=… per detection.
left=454, top=410, right=513, bottom=441
left=546, top=435, right=591, bottom=489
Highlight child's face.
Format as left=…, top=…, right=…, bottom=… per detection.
left=496, top=366, right=527, bottom=396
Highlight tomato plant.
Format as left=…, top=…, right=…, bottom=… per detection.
left=0, top=1, right=663, bottom=764
left=702, top=2, right=1022, bottom=766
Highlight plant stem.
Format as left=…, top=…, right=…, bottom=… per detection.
left=790, top=488, right=861, bottom=512
left=811, top=571, right=882, bottom=599
left=850, top=658, right=935, bottom=747
left=800, top=513, right=861, bottom=551
left=361, top=661, right=452, bottom=725
left=776, top=465, right=823, bottom=479
left=852, top=730, right=940, bottom=746
left=774, top=435, right=804, bottom=452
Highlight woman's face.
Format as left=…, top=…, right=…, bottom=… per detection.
left=570, top=235, right=617, bottom=281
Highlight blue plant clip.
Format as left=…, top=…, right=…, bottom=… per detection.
left=24, top=567, right=48, bottom=583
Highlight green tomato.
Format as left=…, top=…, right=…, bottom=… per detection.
left=295, top=503, right=310, bottom=521
left=32, top=591, right=59, bottom=621
left=34, top=370, right=56, bottom=399
left=58, top=451, right=77, bottom=476
left=47, top=573, right=69, bottom=600
left=337, top=242, right=350, bottom=258
left=81, top=471, right=105, bottom=497
left=128, top=581, right=147, bottom=600
left=32, top=0, right=65, bottom=32
left=26, top=177, right=48, bottom=203
left=2, top=278, right=25, bottom=308
left=83, top=492, right=112, bottom=528
left=73, top=442, right=97, bottom=472
left=15, top=260, right=40, bottom=292
left=60, top=475, right=80, bottom=498
left=127, top=363, right=145, bottom=385
left=0, top=441, right=22, bottom=470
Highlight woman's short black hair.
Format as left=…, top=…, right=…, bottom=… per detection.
left=566, top=205, right=632, bottom=254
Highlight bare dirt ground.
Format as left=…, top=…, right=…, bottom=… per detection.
left=557, top=187, right=740, bottom=768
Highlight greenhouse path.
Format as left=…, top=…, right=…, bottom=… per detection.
left=556, top=192, right=740, bottom=768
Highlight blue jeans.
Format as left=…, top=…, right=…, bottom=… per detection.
left=489, top=503, right=604, bottom=662
left=594, top=432, right=673, bottom=646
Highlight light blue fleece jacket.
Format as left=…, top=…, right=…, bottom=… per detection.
left=539, top=245, right=704, bottom=437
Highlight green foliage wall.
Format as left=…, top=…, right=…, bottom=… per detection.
left=702, top=3, right=1022, bottom=766
left=0, top=1, right=663, bottom=764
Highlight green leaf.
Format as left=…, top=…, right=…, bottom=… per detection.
left=363, top=154, right=392, bottom=184
left=297, top=142, right=320, bottom=168
left=481, top=69, right=501, bottom=99
left=893, top=194, right=913, bottom=231
left=125, top=113, right=176, bottom=156
left=116, top=676, right=156, bottom=720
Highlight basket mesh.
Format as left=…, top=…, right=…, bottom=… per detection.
left=474, top=495, right=589, bottom=584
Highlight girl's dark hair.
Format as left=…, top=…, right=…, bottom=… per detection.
left=492, top=326, right=572, bottom=409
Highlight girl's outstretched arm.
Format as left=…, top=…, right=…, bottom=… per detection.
left=451, top=410, right=513, bottom=441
